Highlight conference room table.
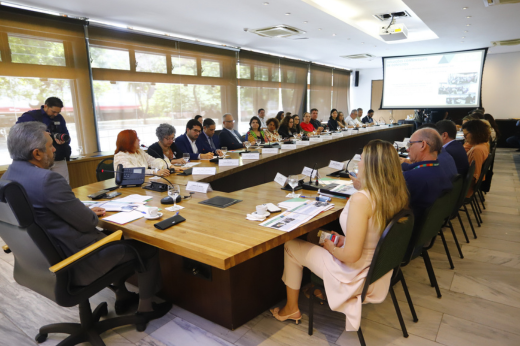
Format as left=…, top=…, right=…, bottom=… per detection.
left=72, top=125, right=412, bottom=330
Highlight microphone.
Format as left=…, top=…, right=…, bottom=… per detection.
left=302, top=163, right=327, bottom=191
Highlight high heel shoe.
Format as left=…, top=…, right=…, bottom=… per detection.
left=270, top=307, right=302, bottom=324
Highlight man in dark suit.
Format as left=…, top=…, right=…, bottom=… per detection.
left=437, top=120, right=469, bottom=176
left=1, top=122, right=170, bottom=321
left=219, top=113, right=245, bottom=150
left=196, top=118, right=223, bottom=156
left=175, top=119, right=214, bottom=160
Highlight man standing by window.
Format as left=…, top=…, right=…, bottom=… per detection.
left=16, top=97, right=71, bottom=183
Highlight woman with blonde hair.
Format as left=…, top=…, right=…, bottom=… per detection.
left=271, top=139, right=409, bottom=331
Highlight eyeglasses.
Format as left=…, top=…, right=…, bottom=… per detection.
left=406, top=140, right=423, bottom=149
left=224, top=120, right=235, bottom=123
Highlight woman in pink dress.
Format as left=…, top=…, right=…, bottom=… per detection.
left=271, top=139, right=409, bottom=331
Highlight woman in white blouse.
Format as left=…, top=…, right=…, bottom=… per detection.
left=113, top=129, right=183, bottom=177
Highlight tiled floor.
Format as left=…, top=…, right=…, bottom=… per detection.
left=1, top=148, right=519, bottom=346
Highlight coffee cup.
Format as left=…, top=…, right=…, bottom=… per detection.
left=256, top=204, right=268, bottom=215
left=146, top=207, right=159, bottom=217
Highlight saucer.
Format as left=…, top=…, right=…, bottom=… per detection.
left=252, top=211, right=270, bottom=218
left=144, top=212, right=163, bottom=220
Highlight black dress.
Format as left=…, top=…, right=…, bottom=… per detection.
left=147, top=142, right=182, bottom=161
left=278, top=125, right=295, bottom=138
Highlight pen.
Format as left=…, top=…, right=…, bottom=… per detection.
left=175, top=212, right=179, bottom=216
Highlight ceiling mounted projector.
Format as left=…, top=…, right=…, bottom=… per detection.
left=379, top=23, right=408, bottom=41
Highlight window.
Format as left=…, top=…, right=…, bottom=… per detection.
left=135, top=52, right=167, bottom=73
left=90, top=46, right=131, bottom=70
left=0, top=77, right=80, bottom=165
left=8, top=35, right=66, bottom=66
left=171, top=56, right=197, bottom=75
left=93, top=81, right=222, bottom=152
left=201, top=60, right=221, bottom=77
left=238, top=64, right=251, bottom=79
left=254, top=66, right=269, bottom=81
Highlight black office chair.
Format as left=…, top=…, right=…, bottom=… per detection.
left=0, top=180, right=147, bottom=346
left=96, top=158, right=115, bottom=182
left=477, top=144, right=497, bottom=209
left=308, top=210, right=416, bottom=345
left=439, top=175, right=464, bottom=263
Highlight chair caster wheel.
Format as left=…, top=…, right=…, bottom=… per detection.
left=136, top=323, right=147, bottom=332
left=35, top=333, right=48, bottom=343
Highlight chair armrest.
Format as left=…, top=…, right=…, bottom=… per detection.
left=49, top=230, right=123, bottom=273
left=2, top=245, right=10, bottom=254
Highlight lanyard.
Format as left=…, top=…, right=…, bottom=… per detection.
left=412, top=163, right=439, bottom=170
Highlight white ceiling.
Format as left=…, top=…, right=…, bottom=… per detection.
left=8, top=0, right=520, bottom=70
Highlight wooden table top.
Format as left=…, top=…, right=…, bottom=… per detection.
left=73, top=165, right=349, bottom=270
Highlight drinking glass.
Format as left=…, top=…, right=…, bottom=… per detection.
left=244, top=141, right=251, bottom=152
left=221, top=147, right=227, bottom=158
left=77, top=146, right=83, bottom=158
left=288, top=175, right=299, bottom=198
left=183, top=153, right=190, bottom=165
left=168, top=184, right=180, bottom=208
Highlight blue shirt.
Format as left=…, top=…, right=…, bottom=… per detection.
left=403, top=160, right=453, bottom=226
left=17, top=106, right=71, bottom=161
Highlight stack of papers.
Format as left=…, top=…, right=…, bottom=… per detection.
left=278, top=198, right=307, bottom=210
left=261, top=200, right=334, bottom=232
left=82, top=200, right=141, bottom=212
left=103, top=210, right=144, bottom=225
left=115, top=194, right=153, bottom=203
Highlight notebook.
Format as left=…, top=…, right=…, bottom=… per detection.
left=199, top=196, right=242, bottom=209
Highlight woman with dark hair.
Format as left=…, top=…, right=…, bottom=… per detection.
left=276, top=111, right=285, bottom=123
left=194, top=115, right=203, bottom=125
left=147, top=123, right=186, bottom=166
left=328, top=109, right=339, bottom=131
left=292, top=114, right=302, bottom=133
left=484, top=113, right=500, bottom=139
left=278, top=115, right=295, bottom=138
left=246, top=116, right=268, bottom=144
left=462, top=120, right=490, bottom=197
left=113, top=129, right=184, bottom=176
left=337, top=111, right=346, bottom=129
left=265, top=118, right=281, bottom=142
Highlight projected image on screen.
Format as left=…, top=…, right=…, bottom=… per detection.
left=381, top=49, right=487, bottom=109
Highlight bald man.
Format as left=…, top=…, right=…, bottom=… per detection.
left=402, top=128, right=453, bottom=225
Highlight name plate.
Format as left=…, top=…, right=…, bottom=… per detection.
left=281, top=144, right=297, bottom=150
left=329, top=160, right=345, bottom=170
left=186, top=181, right=213, bottom=193
left=218, top=159, right=239, bottom=167
left=296, top=141, right=310, bottom=146
left=262, top=148, right=279, bottom=154
left=241, top=153, right=260, bottom=160
left=192, top=167, right=217, bottom=175
left=302, top=166, right=318, bottom=178
left=274, top=173, right=287, bottom=187
left=309, top=137, right=323, bottom=142
left=332, top=133, right=344, bottom=138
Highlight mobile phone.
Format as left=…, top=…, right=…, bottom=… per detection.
left=105, top=191, right=122, bottom=199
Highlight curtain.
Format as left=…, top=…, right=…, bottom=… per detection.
left=310, top=64, right=333, bottom=117
left=0, top=6, right=95, bottom=161
left=280, top=58, right=308, bottom=117
left=332, top=69, right=350, bottom=113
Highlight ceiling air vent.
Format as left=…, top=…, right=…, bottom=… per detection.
left=245, top=25, right=306, bottom=38
left=341, top=54, right=375, bottom=59
left=374, top=11, right=411, bottom=21
left=492, top=38, right=520, bottom=46
left=484, top=0, right=520, bottom=7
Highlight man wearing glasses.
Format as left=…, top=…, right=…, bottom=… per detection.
left=219, top=113, right=245, bottom=150
left=175, top=119, right=214, bottom=160
left=400, top=128, right=453, bottom=225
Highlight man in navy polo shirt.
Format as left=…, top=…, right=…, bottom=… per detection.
left=16, top=97, right=72, bottom=183
left=402, top=128, right=453, bottom=225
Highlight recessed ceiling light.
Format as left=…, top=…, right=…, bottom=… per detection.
left=462, top=36, right=465, bottom=38
left=464, top=30, right=468, bottom=33
left=374, top=45, right=377, bottom=47
left=303, top=21, right=308, bottom=23
left=466, top=16, right=471, bottom=19
left=332, top=33, right=336, bottom=36
left=361, top=42, right=365, bottom=44
left=466, top=24, right=471, bottom=26
left=285, top=12, right=291, bottom=15
left=263, top=2, right=269, bottom=5
left=463, top=7, right=468, bottom=10
left=318, top=28, right=322, bottom=30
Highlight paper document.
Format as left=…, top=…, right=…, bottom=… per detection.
left=262, top=200, right=334, bottom=232
left=103, top=210, right=144, bottom=225
left=82, top=200, right=140, bottom=212
left=278, top=198, right=307, bottom=210
left=115, top=194, right=153, bottom=203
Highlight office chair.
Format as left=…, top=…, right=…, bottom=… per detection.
left=308, top=210, right=416, bottom=345
left=0, top=180, right=147, bottom=346
left=96, top=158, right=115, bottom=182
